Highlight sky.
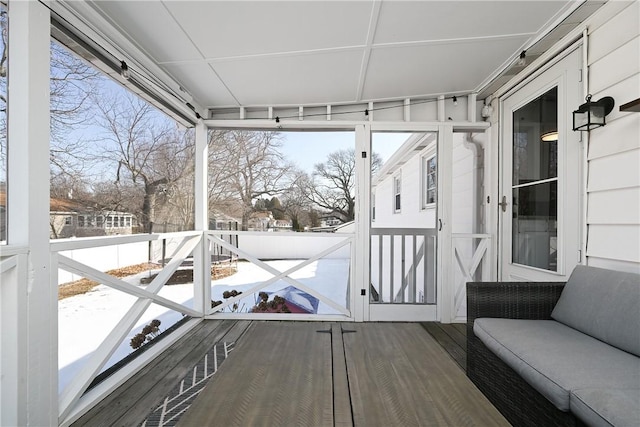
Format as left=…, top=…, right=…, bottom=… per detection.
left=281, top=131, right=411, bottom=173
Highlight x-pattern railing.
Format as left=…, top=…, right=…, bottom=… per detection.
left=52, top=232, right=203, bottom=421
left=206, top=231, right=353, bottom=317
left=452, top=233, right=491, bottom=316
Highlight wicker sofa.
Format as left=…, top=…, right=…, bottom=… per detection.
left=467, top=266, right=640, bottom=427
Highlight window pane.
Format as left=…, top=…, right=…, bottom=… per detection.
left=512, top=87, right=558, bottom=186
left=512, top=181, right=558, bottom=271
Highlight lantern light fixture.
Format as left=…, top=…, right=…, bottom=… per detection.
left=572, top=95, right=615, bottom=132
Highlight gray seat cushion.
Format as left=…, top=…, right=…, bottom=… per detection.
left=551, top=265, right=640, bottom=357
left=570, top=388, right=640, bottom=427
left=473, top=318, right=640, bottom=411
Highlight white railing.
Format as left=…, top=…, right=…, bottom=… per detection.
left=52, top=229, right=357, bottom=423
left=205, top=231, right=354, bottom=320
left=1, top=247, right=29, bottom=427
left=51, top=231, right=205, bottom=423
left=452, top=233, right=492, bottom=321
left=370, top=228, right=437, bottom=304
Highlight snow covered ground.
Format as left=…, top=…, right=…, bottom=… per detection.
left=58, top=258, right=350, bottom=392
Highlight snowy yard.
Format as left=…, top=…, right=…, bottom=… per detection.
left=58, top=258, right=350, bottom=392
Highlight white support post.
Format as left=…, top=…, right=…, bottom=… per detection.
left=467, top=93, right=477, bottom=122
left=368, top=101, right=374, bottom=122
left=437, top=96, right=445, bottom=122
left=298, top=106, right=304, bottom=121
left=403, top=98, right=410, bottom=122
left=437, top=125, right=454, bottom=323
left=268, top=106, right=273, bottom=120
left=354, top=125, right=371, bottom=321
left=326, top=105, right=331, bottom=121
left=194, top=121, right=208, bottom=315
left=6, top=2, right=56, bottom=425
left=239, top=107, right=245, bottom=120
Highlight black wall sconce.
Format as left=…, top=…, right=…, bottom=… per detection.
left=572, top=95, right=615, bottom=131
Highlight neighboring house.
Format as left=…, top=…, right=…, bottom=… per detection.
left=246, top=211, right=292, bottom=232
left=372, top=133, right=438, bottom=229
left=248, top=211, right=273, bottom=231
left=320, top=214, right=344, bottom=228
left=209, top=211, right=240, bottom=231
left=270, top=219, right=293, bottom=231
left=49, top=197, right=136, bottom=239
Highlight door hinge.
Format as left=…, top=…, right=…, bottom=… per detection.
left=360, top=289, right=366, bottom=296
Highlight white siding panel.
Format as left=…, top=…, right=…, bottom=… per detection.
left=588, top=110, right=640, bottom=160
left=587, top=224, right=640, bottom=263
left=588, top=1, right=639, bottom=64
left=592, top=72, right=640, bottom=124
left=588, top=256, right=640, bottom=274
left=584, top=3, right=640, bottom=272
left=589, top=35, right=639, bottom=94
left=587, top=187, right=640, bottom=224
left=587, top=148, right=640, bottom=192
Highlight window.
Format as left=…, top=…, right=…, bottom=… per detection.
left=512, top=86, right=558, bottom=271
left=78, top=216, right=85, bottom=227
left=393, top=174, right=401, bottom=213
left=372, top=192, right=376, bottom=221
left=422, top=154, right=437, bottom=208
left=96, top=215, right=104, bottom=227
left=106, top=215, right=113, bottom=228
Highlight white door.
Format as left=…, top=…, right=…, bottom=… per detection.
left=499, top=47, right=583, bottom=281
left=367, top=129, right=442, bottom=321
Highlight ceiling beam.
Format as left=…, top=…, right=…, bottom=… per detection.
left=356, top=0, right=382, bottom=102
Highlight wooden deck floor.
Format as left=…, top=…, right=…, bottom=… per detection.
left=74, top=321, right=504, bottom=427
left=179, top=322, right=506, bottom=427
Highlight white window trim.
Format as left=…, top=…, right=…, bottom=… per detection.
left=421, top=152, right=437, bottom=210
left=393, top=173, right=401, bottom=213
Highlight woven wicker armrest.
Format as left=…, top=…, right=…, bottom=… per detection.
left=467, top=281, right=566, bottom=323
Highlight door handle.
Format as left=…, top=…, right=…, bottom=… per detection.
left=498, top=196, right=508, bottom=213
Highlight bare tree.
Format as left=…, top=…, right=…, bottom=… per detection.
left=0, top=14, right=100, bottom=183
left=305, top=148, right=381, bottom=222
left=280, top=169, right=316, bottom=231
left=93, top=93, right=194, bottom=232
left=209, top=130, right=294, bottom=230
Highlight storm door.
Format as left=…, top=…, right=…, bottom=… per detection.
left=499, top=47, right=582, bottom=281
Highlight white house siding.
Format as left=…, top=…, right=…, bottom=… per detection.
left=372, top=145, right=437, bottom=229
left=451, top=132, right=487, bottom=320
left=585, top=1, right=640, bottom=273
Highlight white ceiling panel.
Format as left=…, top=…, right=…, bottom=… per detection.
left=59, top=0, right=601, bottom=113
left=374, top=1, right=571, bottom=44
left=211, top=49, right=364, bottom=107
left=163, top=1, right=373, bottom=60
left=92, top=1, right=202, bottom=63
left=362, top=36, right=529, bottom=100
left=163, top=62, right=238, bottom=107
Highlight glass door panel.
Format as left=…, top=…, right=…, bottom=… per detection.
left=511, top=87, right=558, bottom=272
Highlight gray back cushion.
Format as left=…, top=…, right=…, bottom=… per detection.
left=551, top=265, right=640, bottom=356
